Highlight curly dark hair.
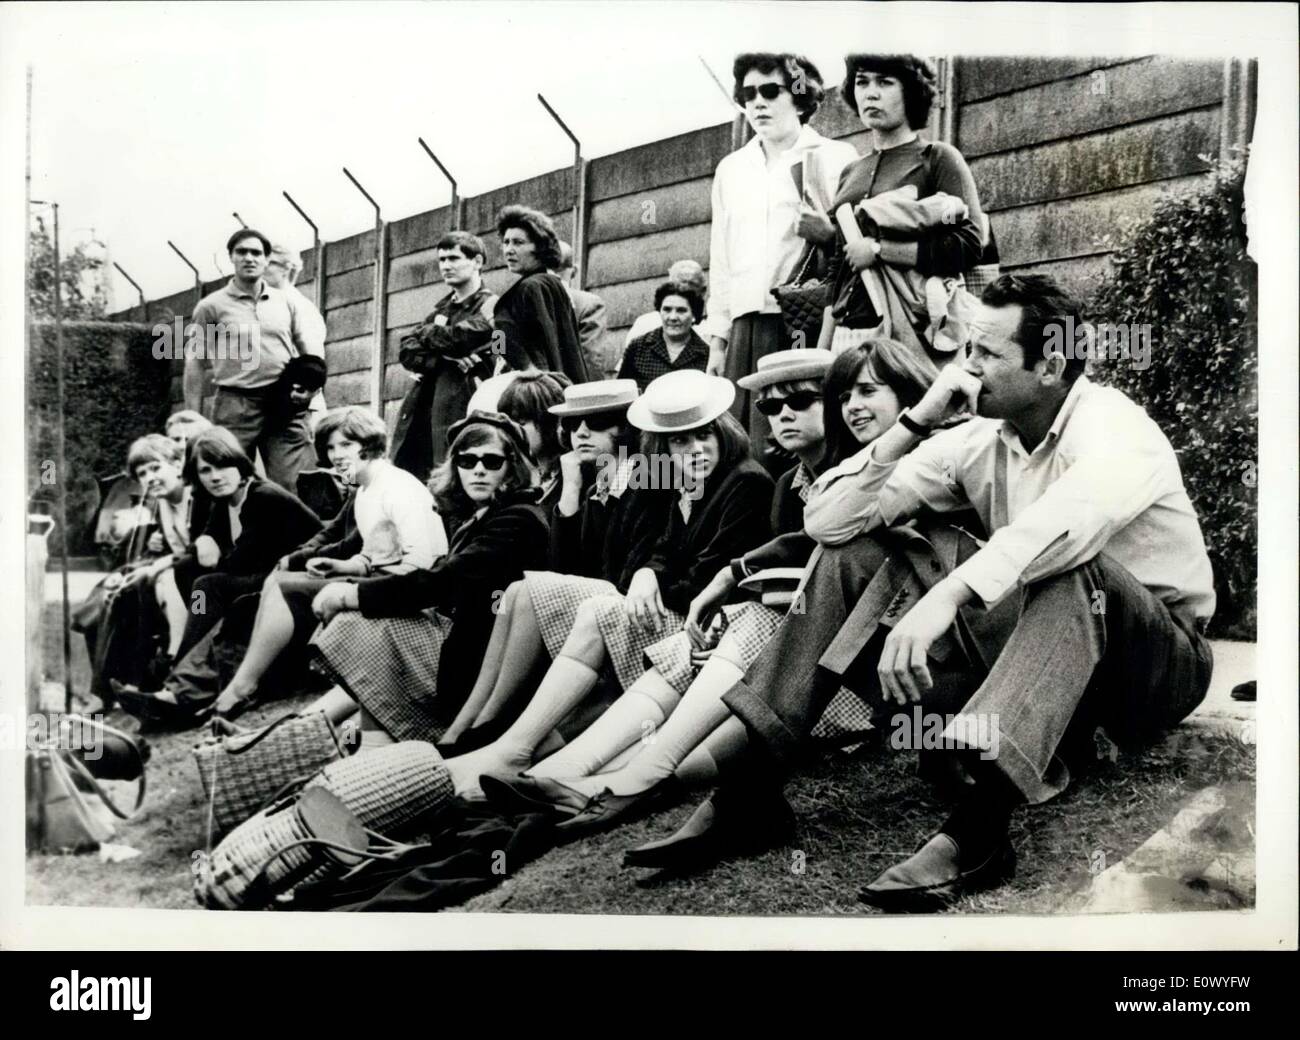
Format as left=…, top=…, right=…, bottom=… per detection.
left=841, top=54, right=938, bottom=130
left=496, top=205, right=563, bottom=271
left=653, top=280, right=705, bottom=322
left=732, top=52, right=826, bottom=124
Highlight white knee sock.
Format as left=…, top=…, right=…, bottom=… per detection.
left=675, top=715, right=749, bottom=786
left=528, top=686, right=672, bottom=780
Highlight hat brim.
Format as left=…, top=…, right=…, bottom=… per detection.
left=626, top=382, right=736, bottom=433
left=547, top=400, right=634, bottom=417
left=736, top=360, right=831, bottom=391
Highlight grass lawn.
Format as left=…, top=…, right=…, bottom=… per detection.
left=26, top=691, right=1255, bottom=917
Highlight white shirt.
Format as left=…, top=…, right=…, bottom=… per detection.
left=351, top=460, right=448, bottom=573
left=802, top=377, right=1216, bottom=624
left=700, top=125, right=858, bottom=343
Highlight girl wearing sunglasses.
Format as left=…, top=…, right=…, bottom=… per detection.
left=488, top=341, right=942, bottom=830
left=445, top=370, right=774, bottom=800
left=301, top=411, right=550, bottom=747
left=437, top=379, right=656, bottom=751
left=702, top=52, right=858, bottom=455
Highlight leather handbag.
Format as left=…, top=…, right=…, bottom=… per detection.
left=192, top=711, right=351, bottom=839
left=192, top=786, right=427, bottom=911
left=772, top=148, right=836, bottom=347
left=27, top=724, right=147, bottom=853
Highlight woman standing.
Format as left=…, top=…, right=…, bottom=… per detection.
left=703, top=52, right=858, bottom=448
left=445, top=370, right=774, bottom=798
left=304, top=412, right=549, bottom=744
left=492, top=206, right=589, bottom=382
left=816, top=54, right=986, bottom=361
left=210, top=407, right=447, bottom=719
left=618, top=281, right=710, bottom=392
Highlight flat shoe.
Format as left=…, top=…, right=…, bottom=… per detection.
left=857, top=833, right=1016, bottom=912
left=622, top=788, right=794, bottom=872
left=109, top=680, right=202, bottom=730
left=479, top=774, right=591, bottom=817
left=553, top=777, right=686, bottom=839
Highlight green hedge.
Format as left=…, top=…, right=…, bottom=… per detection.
left=1089, top=155, right=1257, bottom=639
left=27, top=321, right=173, bottom=556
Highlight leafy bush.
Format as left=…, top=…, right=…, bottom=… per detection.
left=1089, top=154, right=1256, bottom=638
left=27, top=321, right=173, bottom=556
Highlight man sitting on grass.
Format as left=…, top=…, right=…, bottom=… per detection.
left=626, top=273, right=1216, bottom=912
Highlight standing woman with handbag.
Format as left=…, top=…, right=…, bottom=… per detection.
left=815, top=54, right=986, bottom=361
left=703, top=52, right=858, bottom=451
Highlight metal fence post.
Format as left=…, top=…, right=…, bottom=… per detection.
left=343, top=168, right=388, bottom=413
left=283, top=191, right=325, bottom=314
left=112, top=261, right=148, bottom=322
left=418, top=138, right=461, bottom=231
left=167, top=239, right=203, bottom=313
left=537, top=94, right=587, bottom=287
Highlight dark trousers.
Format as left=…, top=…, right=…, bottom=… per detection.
left=174, top=571, right=263, bottom=664
left=212, top=386, right=315, bottom=492
left=725, top=533, right=1213, bottom=805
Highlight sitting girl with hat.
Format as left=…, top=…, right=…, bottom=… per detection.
left=437, top=379, right=657, bottom=752
left=444, top=369, right=774, bottom=800
left=299, top=411, right=550, bottom=746
left=485, top=341, right=942, bottom=829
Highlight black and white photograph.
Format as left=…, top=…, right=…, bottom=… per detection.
left=1, top=0, right=1295, bottom=958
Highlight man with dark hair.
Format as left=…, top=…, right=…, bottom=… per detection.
left=552, top=240, right=609, bottom=378
left=183, top=228, right=324, bottom=491
left=390, top=230, right=498, bottom=479
left=627, top=273, right=1216, bottom=911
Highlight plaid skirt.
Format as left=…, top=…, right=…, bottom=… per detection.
left=523, top=571, right=620, bottom=661
left=310, top=608, right=453, bottom=743
left=582, top=593, right=687, bottom=691
left=644, top=600, right=875, bottom=743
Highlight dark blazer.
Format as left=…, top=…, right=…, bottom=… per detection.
left=198, top=478, right=322, bottom=577
left=354, top=489, right=550, bottom=718
left=733, top=460, right=825, bottom=577
left=643, top=458, right=774, bottom=614
left=549, top=483, right=667, bottom=593
left=493, top=270, right=589, bottom=382
left=283, top=490, right=360, bottom=570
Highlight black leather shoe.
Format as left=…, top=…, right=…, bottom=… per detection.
left=621, top=786, right=795, bottom=872
left=109, top=680, right=203, bottom=731
left=857, top=833, right=1016, bottom=912
left=553, top=776, right=687, bottom=839
left=454, top=715, right=513, bottom=753
left=479, top=773, right=592, bottom=818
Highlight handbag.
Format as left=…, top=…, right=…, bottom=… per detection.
left=772, top=148, right=836, bottom=347
left=57, top=713, right=150, bottom=782
left=27, top=723, right=147, bottom=853
left=192, top=710, right=351, bottom=839
left=192, top=786, right=427, bottom=911
left=306, top=741, right=456, bottom=839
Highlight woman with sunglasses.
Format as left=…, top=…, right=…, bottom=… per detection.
left=618, top=281, right=710, bottom=392
left=703, top=53, right=858, bottom=453
left=492, top=205, right=589, bottom=383
left=815, top=54, right=986, bottom=361
left=437, top=379, right=657, bottom=751
left=489, top=341, right=941, bottom=829
left=445, top=370, right=774, bottom=799
left=207, top=407, right=448, bottom=720
left=302, top=412, right=549, bottom=746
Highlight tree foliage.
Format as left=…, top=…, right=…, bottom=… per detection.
left=28, top=213, right=109, bottom=320
left=1090, top=153, right=1257, bottom=638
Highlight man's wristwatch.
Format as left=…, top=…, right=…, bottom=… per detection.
left=897, top=409, right=933, bottom=438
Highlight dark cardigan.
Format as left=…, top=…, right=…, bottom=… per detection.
left=731, top=459, right=826, bottom=578
left=193, top=478, right=322, bottom=577
left=353, top=489, right=550, bottom=712
left=642, top=458, right=774, bottom=614
left=283, top=489, right=360, bottom=570
left=492, top=270, right=589, bottom=382
left=549, top=482, right=668, bottom=593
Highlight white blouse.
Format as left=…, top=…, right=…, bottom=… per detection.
left=701, top=124, right=858, bottom=343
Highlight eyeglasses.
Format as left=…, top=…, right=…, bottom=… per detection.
left=453, top=451, right=508, bottom=472
left=559, top=412, right=623, bottom=434
left=739, top=83, right=787, bottom=103
left=755, top=390, right=821, bottom=416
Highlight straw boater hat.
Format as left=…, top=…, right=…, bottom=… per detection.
left=626, top=370, right=736, bottom=433
left=736, top=348, right=833, bottom=391
left=548, top=379, right=639, bottom=416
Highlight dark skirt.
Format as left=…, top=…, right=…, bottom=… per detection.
left=725, top=313, right=792, bottom=475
